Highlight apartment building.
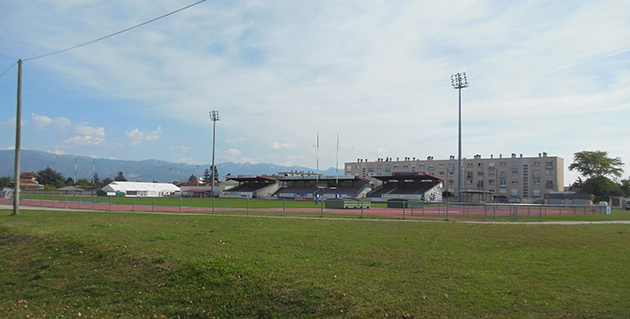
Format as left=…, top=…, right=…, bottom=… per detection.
left=345, top=153, right=564, bottom=203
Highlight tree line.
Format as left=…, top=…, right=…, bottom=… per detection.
left=0, top=167, right=129, bottom=190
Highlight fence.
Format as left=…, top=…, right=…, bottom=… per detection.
left=1, top=194, right=611, bottom=222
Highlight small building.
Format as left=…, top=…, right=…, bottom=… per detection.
left=99, top=181, right=180, bottom=197
left=544, top=191, right=594, bottom=206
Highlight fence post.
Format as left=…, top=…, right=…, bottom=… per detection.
left=212, top=198, right=215, bottom=214
left=283, top=198, right=286, bottom=217
left=109, top=196, right=112, bottom=211
left=52, top=195, right=55, bottom=208
left=403, top=203, right=406, bottom=220
left=132, top=198, right=135, bottom=211
left=41, top=193, right=44, bottom=207
left=152, top=197, right=155, bottom=212
left=78, top=195, right=81, bottom=209
left=513, top=205, right=517, bottom=222
left=361, top=200, right=364, bottom=219
left=93, top=195, right=96, bottom=210
left=446, top=202, right=449, bottom=221
left=493, top=204, right=496, bottom=220
left=484, top=204, right=488, bottom=222
left=65, top=196, right=68, bottom=209
left=320, top=200, right=324, bottom=218
left=539, top=204, right=543, bottom=222
left=247, top=199, right=250, bottom=216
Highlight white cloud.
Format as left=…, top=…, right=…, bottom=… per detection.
left=75, top=125, right=105, bottom=137
left=270, top=142, right=296, bottom=151
left=53, top=117, right=72, bottom=132
left=56, top=135, right=106, bottom=149
left=225, top=148, right=242, bottom=157
left=31, top=113, right=52, bottom=130
left=125, top=127, right=162, bottom=146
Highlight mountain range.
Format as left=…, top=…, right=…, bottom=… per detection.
left=0, top=150, right=340, bottom=182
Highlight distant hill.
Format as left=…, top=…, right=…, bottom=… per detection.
left=0, top=149, right=340, bottom=182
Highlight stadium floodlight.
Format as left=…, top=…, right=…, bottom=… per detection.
left=209, top=111, right=220, bottom=197
left=451, top=72, right=468, bottom=203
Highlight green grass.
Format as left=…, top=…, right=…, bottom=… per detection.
left=1, top=209, right=629, bottom=318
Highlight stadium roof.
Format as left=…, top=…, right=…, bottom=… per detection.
left=371, top=172, right=442, bottom=182
left=226, top=175, right=278, bottom=183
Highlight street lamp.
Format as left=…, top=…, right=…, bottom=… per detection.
left=451, top=72, right=468, bottom=203
left=209, top=110, right=220, bottom=197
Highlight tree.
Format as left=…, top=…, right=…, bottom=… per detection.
left=65, top=177, right=75, bottom=186
left=36, top=167, right=66, bottom=189
left=93, top=173, right=102, bottom=188
left=580, top=176, right=623, bottom=201
left=204, top=165, right=219, bottom=184
left=102, top=178, right=113, bottom=186
left=115, top=171, right=127, bottom=181
left=188, top=174, right=197, bottom=183
left=569, top=151, right=624, bottom=180
left=77, top=178, right=91, bottom=190
left=0, top=176, right=12, bottom=189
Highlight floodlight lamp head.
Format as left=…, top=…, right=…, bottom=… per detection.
left=209, top=110, right=220, bottom=121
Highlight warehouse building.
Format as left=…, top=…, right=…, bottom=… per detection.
left=99, top=181, right=180, bottom=197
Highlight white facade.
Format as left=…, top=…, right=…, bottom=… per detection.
left=101, top=181, right=180, bottom=197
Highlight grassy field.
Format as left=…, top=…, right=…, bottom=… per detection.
left=1, top=209, right=629, bottom=318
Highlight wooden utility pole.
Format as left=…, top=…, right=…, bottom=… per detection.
left=12, top=59, right=22, bottom=216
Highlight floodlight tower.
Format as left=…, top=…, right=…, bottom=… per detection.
left=451, top=72, right=468, bottom=202
left=209, top=110, right=220, bottom=197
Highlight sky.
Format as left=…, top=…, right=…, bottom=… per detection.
left=1, top=0, right=629, bottom=186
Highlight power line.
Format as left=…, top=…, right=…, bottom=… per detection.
left=23, top=0, right=207, bottom=62
left=0, top=61, right=17, bottom=78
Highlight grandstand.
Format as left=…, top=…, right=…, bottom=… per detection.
left=273, top=175, right=371, bottom=200
left=366, top=172, right=443, bottom=202
left=220, top=175, right=279, bottom=199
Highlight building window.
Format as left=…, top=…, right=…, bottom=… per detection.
left=428, top=164, right=434, bottom=170
left=500, top=180, right=506, bottom=186
left=533, top=189, right=541, bottom=197
left=403, top=164, right=408, bottom=168
left=546, top=180, right=553, bottom=185
left=449, top=171, right=454, bottom=175
left=478, top=163, right=484, bottom=167
left=511, top=189, right=518, bottom=196
left=489, top=162, right=495, bottom=168
left=534, top=179, right=541, bottom=184
left=546, top=161, right=554, bottom=168
left=439, top=163, right=445, bottom=168
left=488, top=179, right=495, bottom=184
left=368, top=166, right=374, bottom=172
left=500, top=171, right=507, bottom=178
left=448, top=163, right=455, bottom=170
left=546, top=170, right=553, bottom=175
left=419, top=164, right=425, bottom=168
left=385, top=165, right=391, bottom=172
left=467, top=163, right=473, bottom=167
left=512, top=170, right=518, bottom=175
left=347, top=166, right=352, bottom=171
left=533, top=161, right=540, bottom=166
left=533, top=170, right=540, bottom=178
left=377, top=164, right=382, bottom=169
left=512, top=180, right=518, bottom=184
left=488, top=171, right=495, bottom=176
left=466, top=172, right=473, bottom=178
left=394, top=164, right=399, bottom=169
left=511, top=162, right=519, bottom=169
left=478, top=171, right=484, bottom=176
left=500, top=162, right=506, bottom=167
left=439, top=172, right=445, bottom=176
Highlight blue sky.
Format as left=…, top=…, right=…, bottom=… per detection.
left=1, top=0, right=629, bottom=186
